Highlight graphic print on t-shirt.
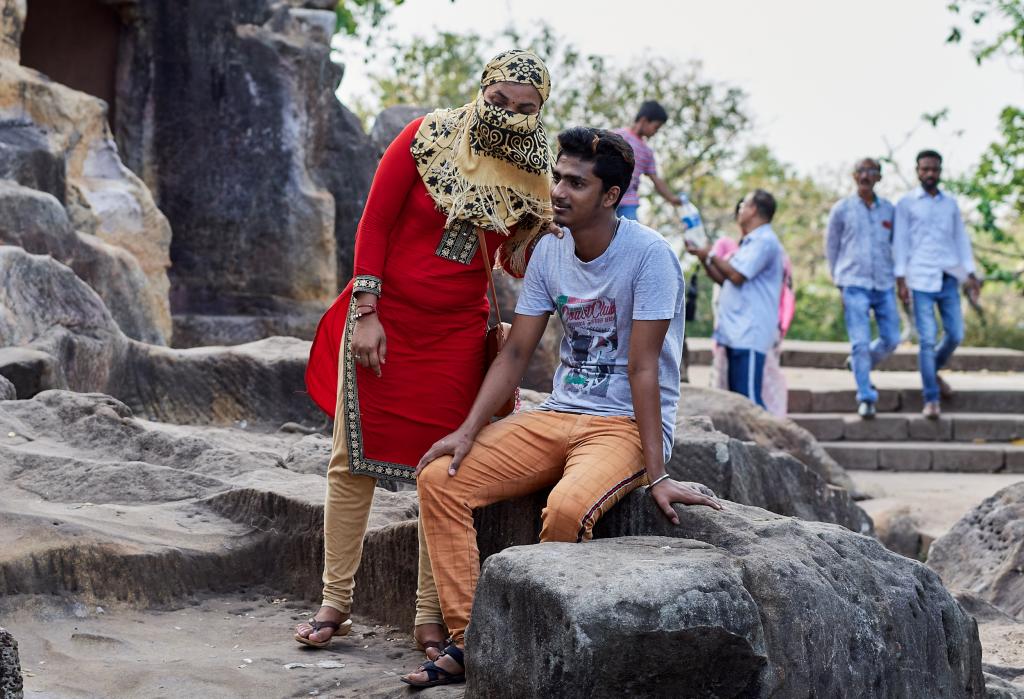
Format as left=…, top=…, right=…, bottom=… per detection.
left=555, top=294, right=618, bottom=397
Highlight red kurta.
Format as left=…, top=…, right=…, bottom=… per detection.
left=306, top=118, right=511, bottom=478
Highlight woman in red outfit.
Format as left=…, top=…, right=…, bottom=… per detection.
left=294, top=50, right=553, bottom=654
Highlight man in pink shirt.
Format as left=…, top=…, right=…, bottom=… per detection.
left=614, top=101, right=682, bottom=220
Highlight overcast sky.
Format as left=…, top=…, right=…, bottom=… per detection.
left=336, top=0, right=1020, bottom=187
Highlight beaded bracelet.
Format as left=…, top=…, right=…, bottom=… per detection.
left=353, top=304, right=377, bottom=320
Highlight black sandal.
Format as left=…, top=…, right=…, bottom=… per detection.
left=294, top=617, right=352, bottom=648
left=401, top=644, right=466, bottom=687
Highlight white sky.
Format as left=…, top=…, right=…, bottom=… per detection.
left=336, top=0, right=1021, bottom=186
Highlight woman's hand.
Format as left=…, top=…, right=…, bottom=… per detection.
left=350, top=313, right=387, bottom=377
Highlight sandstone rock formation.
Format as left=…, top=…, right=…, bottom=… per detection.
left=110, top=1, right=377, bottom=346
left=467, top=504, right=984, bottom=698
left=0, top=246, right=320, bottom=426
left=0, top=2, right=172, bottom=344
left=929, top=482, right=1024, bottom=620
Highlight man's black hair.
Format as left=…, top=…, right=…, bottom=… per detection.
left=750, top=189, right=776, bottom=222
left=916, top=149, right=943, bottom=164
left=635, top=100, right=669, bottom=124
left=556, top=127, right=635, bottom=206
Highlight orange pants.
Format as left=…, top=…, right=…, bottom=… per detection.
left=418, top=410, right=648, bottom=645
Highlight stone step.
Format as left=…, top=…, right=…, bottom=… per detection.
left=792, top=413, right=1024, bottom=443
left=821, top=441, right=1024, bottom=473
left=687, top=337, right=1024, bottom=372
left=787, top=387, right=1024, bottom=415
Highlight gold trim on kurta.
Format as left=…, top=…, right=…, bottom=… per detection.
left=435, top=220, right=479, bottom=264
left=353, top=275, right=383, bottom=296
left=342, top=293, right=416, bottom=483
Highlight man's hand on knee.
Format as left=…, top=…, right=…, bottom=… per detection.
left=416, top=428, right=477, bottom=477
left=649, top=479, right=723, bottom=525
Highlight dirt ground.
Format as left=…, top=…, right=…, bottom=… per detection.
left=3, top=591, right=463, bottom=699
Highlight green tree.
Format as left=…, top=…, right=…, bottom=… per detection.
left=361, top=23, right=750, bottom=238
left=944, top=1, right=1024, bottom=348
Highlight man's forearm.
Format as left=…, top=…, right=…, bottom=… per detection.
left=459, top=340, right=532, bottom=435
left=709, top=255, right=745, bottom=286
left=628, top=364, right=666, bottom=479
left=702, top=256, right=727, bottom=285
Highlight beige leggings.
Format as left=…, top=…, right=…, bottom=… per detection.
left=319, top=340, right=442, bottom=627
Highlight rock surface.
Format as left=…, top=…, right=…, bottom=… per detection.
left=467, top=503, right=984, bottom=698
left=0, top=627, right=22, bottom=699
left=370, top=104, right=430, bottom=156
left=679, top=383, right=857, bottom=492
left=114, top=1, right=376, bottom=343
left=0, top=390, right=408, bottom=619
left=0, top=41, right=172, bottom=343
left=929, top=482, right=1024, bottom=620
left=0, top=374, right=13, bottom=401
left=0, top=180, right=164, bottom=344
left=0, top=246, right=320, bottom=426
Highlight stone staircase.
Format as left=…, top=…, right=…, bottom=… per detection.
left=687, top=339, right=1024, bottom=474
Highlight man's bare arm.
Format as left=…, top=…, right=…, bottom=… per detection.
left=684, top=243, right=748, bottom=286
left=416, top=312, right=550, bottom=476
left=649, top=174, right=683, bottom=206
left=628, top=319, right=722, bottom=521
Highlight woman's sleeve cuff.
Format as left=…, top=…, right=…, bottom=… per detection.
left=353, top=275, right=382, bottom=296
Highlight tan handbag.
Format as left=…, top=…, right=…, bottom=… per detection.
left=477, top=229, right=517, bottom=418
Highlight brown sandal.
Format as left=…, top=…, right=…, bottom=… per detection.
left=294, top=617, right=352, bottom=648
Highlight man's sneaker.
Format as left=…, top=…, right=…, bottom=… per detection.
left=937, top=374, right=955, bottom=400
left=922, top=401, right=941, bottom=420
left=857, top=401, right=876, bottom=419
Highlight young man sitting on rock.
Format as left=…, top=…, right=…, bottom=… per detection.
left=400, top=127, right=723, bottom=688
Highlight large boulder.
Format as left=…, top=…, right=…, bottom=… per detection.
left=0, top=47, right=172, bottom=343
left=466, top=501, right=984, bottom=698
left=928, top=482, right=1024, bottom=620
left=680, top=383, right=857, bottom=492
left=0, top=181, right=165, bottom=343
left=0, top=627, right=22, bottom=699
left=114, top=1, right=376, bottom=344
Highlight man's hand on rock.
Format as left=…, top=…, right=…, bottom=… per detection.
left=650, top=479, right=723, bottom=524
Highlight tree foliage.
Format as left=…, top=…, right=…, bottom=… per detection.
left=363, top=23, right=750, bottom=235
left=946, top=1, right=1024, bottom=292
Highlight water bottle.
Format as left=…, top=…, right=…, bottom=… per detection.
left=679, top=192, right=707, bottom=248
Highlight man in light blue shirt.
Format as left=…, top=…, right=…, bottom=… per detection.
left=825, top=158, right=900, bottom=419
left=688, top=189, right=784, bottom=409
left=894, top=150, right=981, bottom=419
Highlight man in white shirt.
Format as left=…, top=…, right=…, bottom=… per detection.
left=893, top=150, right=981, bottom=418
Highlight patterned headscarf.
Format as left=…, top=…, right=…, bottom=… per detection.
left=410, top=49, right=554, bottom=276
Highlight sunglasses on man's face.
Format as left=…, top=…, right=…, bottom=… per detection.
left=856, top=168, right=881, bottom=175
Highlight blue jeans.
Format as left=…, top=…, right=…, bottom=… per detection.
left=616, top=204, right=639, bottom=220
left=912, top=273, right=964, bottom=403
left=725, top=346, right=766, bottom=408
left=841, top=286, right=901, bottom=403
